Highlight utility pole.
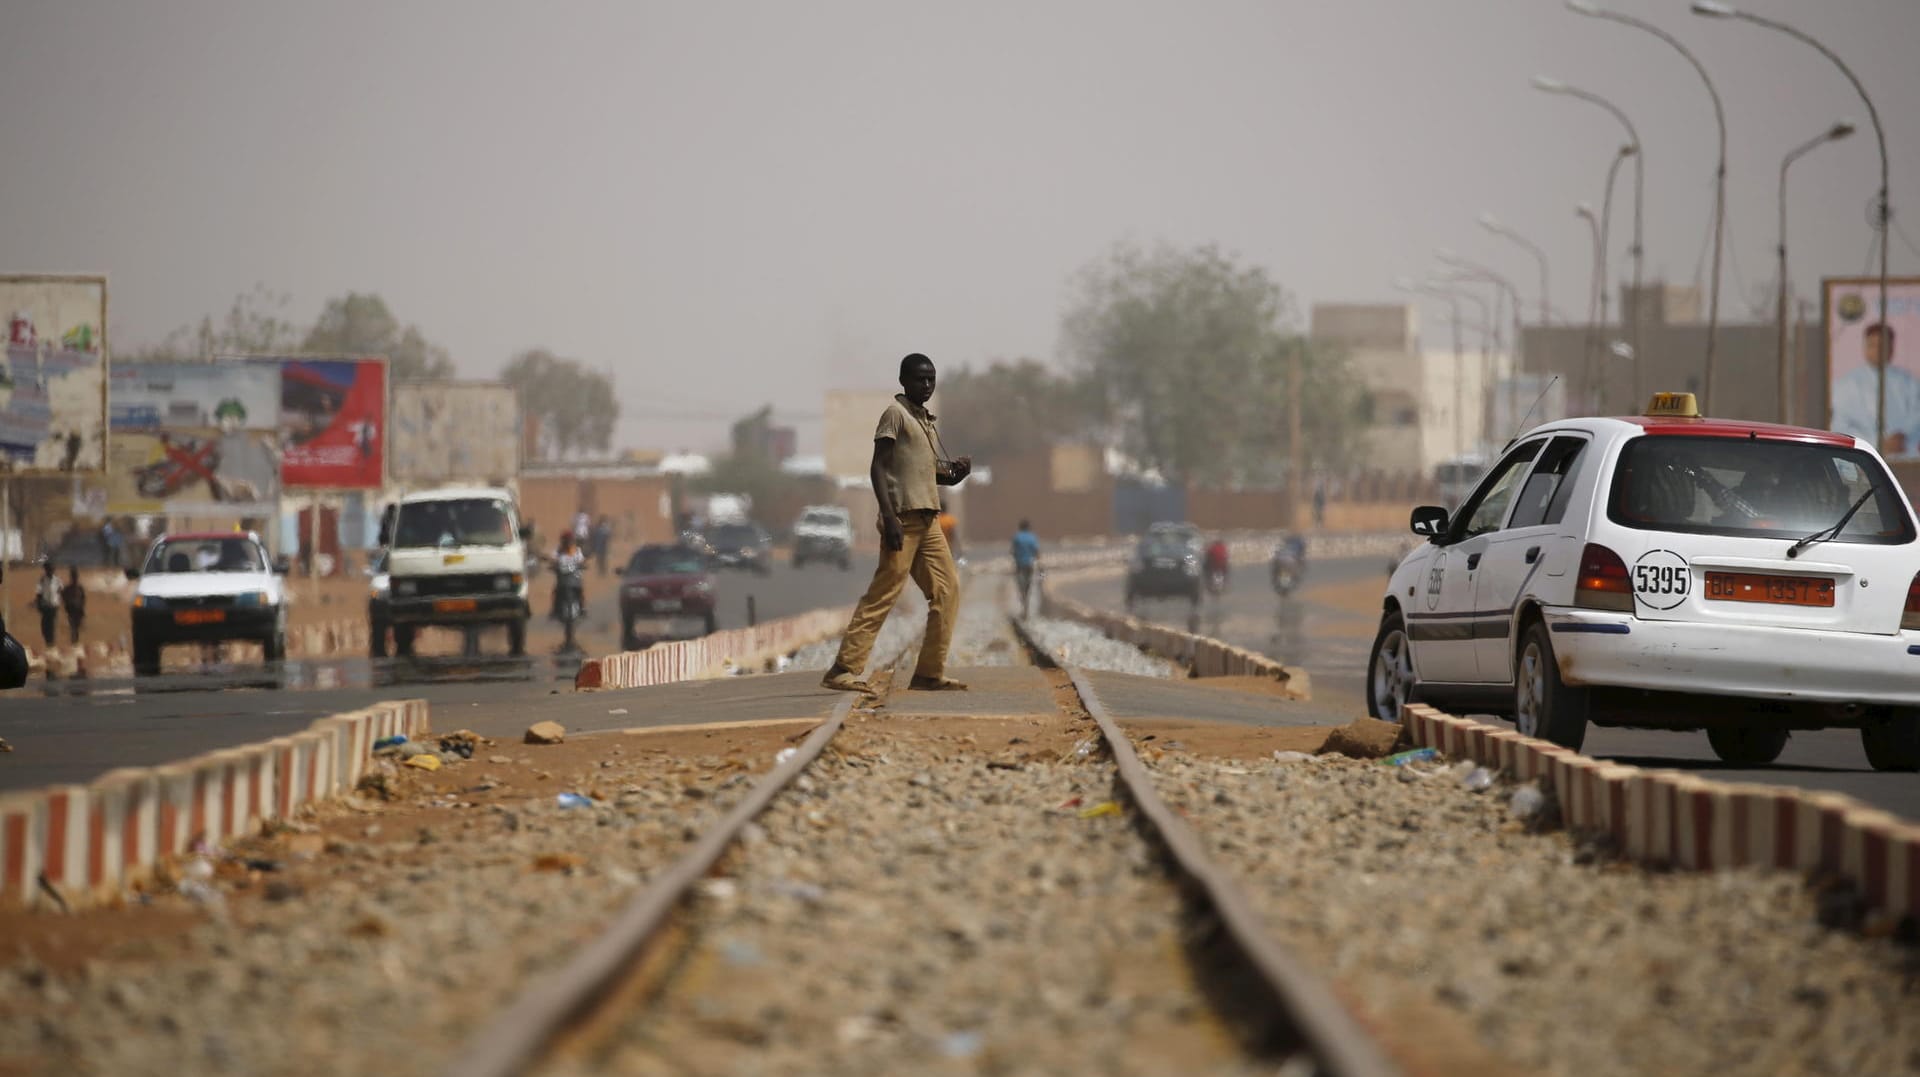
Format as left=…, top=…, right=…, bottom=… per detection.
left=1287, top=342, right=1304, bottom=530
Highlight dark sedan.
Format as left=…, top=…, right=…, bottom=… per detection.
left=620, top=544, right=719, bottom=649
left=703, top=522, right=773, bottom=575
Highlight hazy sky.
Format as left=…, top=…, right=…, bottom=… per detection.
left=5, top=0, right=1917, bottom=453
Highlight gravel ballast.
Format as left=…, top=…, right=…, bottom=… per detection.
left=1143, top=748, right=1920, bottom=1075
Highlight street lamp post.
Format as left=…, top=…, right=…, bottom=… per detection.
left=1777, top=121, right=1856, bottom=425
left=1480, top=214, right=1551, bottom=331
left=1398, top=277, right=1495, bottom=446
left=1577, top=203, right=1603, bottom=408
left=1438, top=252, right=1525, bottom=431
left=1693, top=1, right=1890, bottom=446
left=1531, top=76, right=1645, bottom=390
left=1568, top=1, right=1727, bottom=410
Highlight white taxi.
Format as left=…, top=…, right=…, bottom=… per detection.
left=1368, top=393, right=1920, bottom=771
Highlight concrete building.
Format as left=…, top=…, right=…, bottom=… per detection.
left=1309, top=302, right=1509, bottom=479
left=823, top=388, right=897, bottom=480
left=1520, top=283, right=1824, bottom=425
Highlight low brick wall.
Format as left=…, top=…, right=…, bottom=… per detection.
left=574, top=606, right=850, bottom=691
left=1403, top=704, right=1920, bottom=922
left=0, top=698, right=429, bottom=909
left=1037, top=591, right=1310, bottom=698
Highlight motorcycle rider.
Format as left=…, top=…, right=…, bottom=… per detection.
left=1273, top=532, right=1307, bottom=594
left=1203, top=537, right=1230, bottom=592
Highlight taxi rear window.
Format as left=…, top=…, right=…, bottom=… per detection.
left=1607, top=435, right=1914, bottom=544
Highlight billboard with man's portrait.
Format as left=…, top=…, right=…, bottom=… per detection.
left=1826, top=276, right=1920, bottom=459
left=0, top=274, right=108, bottom=473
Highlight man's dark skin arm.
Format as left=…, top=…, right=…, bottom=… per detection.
left=871, top=438, right=904, bottom=551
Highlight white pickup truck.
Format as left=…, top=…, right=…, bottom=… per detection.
left=371, top=486, right=531, bottom=658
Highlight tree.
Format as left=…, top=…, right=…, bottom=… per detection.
left=501, top=349, right=619, bottom=460
left=1061, top=242, right=1359, bottom=486
left=302, top=292, right=454, bottom=381
left=129, top=283, right=305, bottom=361
left=933, top=358, right=1097, bottom=465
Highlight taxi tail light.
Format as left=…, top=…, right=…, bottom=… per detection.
left=1575, top=543, right=1634, bottom=613
left=1904, top=571, right=1920, bottom=631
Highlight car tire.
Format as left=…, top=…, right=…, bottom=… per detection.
left=1861, top=711, right=1920, bottom=772
left=1366, top=609, right=1418, bottom=724
left=1705, top=725, right=1789, bottom=766
left=1514, top=619, right=1589, bottom=751
left=703, top=611, right=718, bottom=635
left=370, top=621, right=389, bottom=659
left=263, top=628, right=287, bottom=664
left=132, top=634, right=161, bottom=678
left=621, top=618, right=637, bottom=652
left=507, top=617, right=527, bottom=658
left=393, top=625, right=416, bottom=659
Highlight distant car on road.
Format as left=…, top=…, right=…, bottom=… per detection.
left=791, top=505, right=854, bottom=569
left=1370, top=392, right=1920, bottom=771
left=704, top=521, right=773, bottom=574
left=128, top=532, right=290, bottom=677
left=1126, top=524, right=1203, bottom=610
left=621, top=544, right=718, bottom=649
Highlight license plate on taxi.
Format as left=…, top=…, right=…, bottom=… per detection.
left=434, top=598, right=478, bottom=613
left=1705, top=572, right=1834, bottom=608
left=174, top=609, right=225, bottom=625
left=651, top=599, right=682, bottom=612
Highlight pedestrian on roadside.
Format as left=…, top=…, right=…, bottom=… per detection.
left=61, top=566, right=86, bottom=646
left=572, top=509, right=591, bottom=545
left=1010, top=519, right=1040, bottom=617
left=819, top=353, right=972, bottom=694
left=33, top=562, right=61, bottom=650
left=1313, top=480, right=1327, bottom=529
left=591, top=515, right=614, bottom=575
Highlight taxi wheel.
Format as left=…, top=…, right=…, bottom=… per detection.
left=1861, top=712, right=1920, bottom=772
left=1515, top=621, right=1589, bottom=751
left=1705, top=725, right=1788, bottom=766
left=1366, top=610, right=1418, bottom=724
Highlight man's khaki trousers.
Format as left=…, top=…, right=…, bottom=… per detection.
left=833, top=510, right=958, bottom=681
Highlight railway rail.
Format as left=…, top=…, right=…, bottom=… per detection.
left=439, top=614, right=1399, bottom=1077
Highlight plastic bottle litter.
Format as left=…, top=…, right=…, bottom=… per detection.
left=1381, top=747, right=1440, bottom=767
left=775, top=747, right=799, bottom=765
left=372, top=735, right=408, bottom=750
left=1510, top=784, right=1547, bottom=821
left=1463, top=766, right=1496, bottom=793
left=1271, top=750, right=1315, bottom=764
left=555, top=792, right=593, bottom=809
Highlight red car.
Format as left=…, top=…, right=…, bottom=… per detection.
left=620, top=543, right=718, bottom=649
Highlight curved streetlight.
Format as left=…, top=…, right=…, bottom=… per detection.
left=1577, top=203, right=1603, bottom=407
left=1437, top=251, right=1526, bottom=433
left=1693, top=1, right=1891, bottom=444
left=1568, top=0, right=1728, bottom=410
left=1531, top=76, right=1645, bottom=379
left=1776, top=120, right=1856, bottom=424
left=1396, top=277, right=1494, bottom=448
left=1479, top=212, right=1551, bottom=330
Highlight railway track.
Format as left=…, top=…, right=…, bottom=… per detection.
left=439, top=613, right=1398, bottom=1077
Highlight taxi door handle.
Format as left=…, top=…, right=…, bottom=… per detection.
left=1466, top=553, right=1481, bottom=570
left=1524, top=546, right=1541, bottom=565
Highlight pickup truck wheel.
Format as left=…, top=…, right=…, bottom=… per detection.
left=393, top=625, right=416, bottom=659
left=263, top=629, right=287, bottom=664
left=1861, top=711, right=1920, bottom=772
left=1706, top=725, right=1788, bottom=765
left=703, top=611, right=718, bottom=635
left=132, top=634, right=161, bottom=678
left=507, top=618, right=527, bottom=658
left=370, top=621, right=389, bottom=659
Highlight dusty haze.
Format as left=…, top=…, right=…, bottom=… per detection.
left=3, top=0, right=1916, bottom=452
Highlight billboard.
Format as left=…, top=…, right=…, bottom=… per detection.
left=111, top=359, right=280, bottom=432
left=390, top=381, right=521, bottom=484
left=0, top=274, right=108, bottom=473
left=1826, top=277, right=1920, bottom=459
left=102, top=429, right=281, bottom=517
left=256, top=356, right=387, bottom=489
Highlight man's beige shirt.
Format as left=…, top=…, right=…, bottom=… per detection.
left=875, top=394, right=942, bottom=513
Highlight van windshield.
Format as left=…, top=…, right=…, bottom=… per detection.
left=1608, top=436, right=1914, bottom=544
left=393, top=499, right=516, bottom=548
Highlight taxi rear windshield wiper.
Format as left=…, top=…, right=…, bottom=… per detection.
left=1787, top=486, right=1878, bottom=559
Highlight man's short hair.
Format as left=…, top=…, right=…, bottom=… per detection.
left=1866, top=322, right=1896, bottom=349
left=1018, top=519, right=1030, bottom=530
left=899, top=353, right=934, bottom=380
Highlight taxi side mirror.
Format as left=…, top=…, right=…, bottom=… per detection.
left=1410, top=505, right=1450, bottom=538
left=124, top=567, right=141, bottom=581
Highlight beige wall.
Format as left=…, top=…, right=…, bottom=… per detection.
left=824, top=389, right=897, bottom=480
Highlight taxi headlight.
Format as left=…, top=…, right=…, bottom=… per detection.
left=235, top=591, right=269, bottom=608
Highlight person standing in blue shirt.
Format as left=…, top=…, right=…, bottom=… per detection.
left=1010, top=519, right=1041, bottom=617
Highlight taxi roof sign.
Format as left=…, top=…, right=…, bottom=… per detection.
left=1644, top=392, right=1701, bottom=418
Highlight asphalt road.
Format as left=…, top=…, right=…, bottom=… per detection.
left=1058, top=551, right=1920, bottom=822
left=0, top=555, right=876, bottom=792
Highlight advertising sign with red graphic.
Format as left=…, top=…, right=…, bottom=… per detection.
left=271, top=357, right=387, bottom=488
